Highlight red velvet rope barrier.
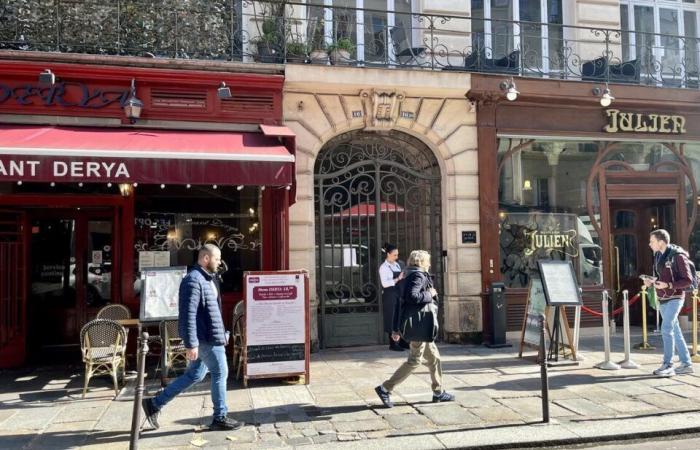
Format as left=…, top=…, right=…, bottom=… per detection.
left=580, top=293, right=641, bottom=318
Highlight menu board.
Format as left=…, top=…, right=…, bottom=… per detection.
left=244, top=271, right=310, bottom=384
left=523, top=278, right=547, bottom=346
left=538, top=260, right=582, bottom=306
left=139, top=266, right=187, bottom=321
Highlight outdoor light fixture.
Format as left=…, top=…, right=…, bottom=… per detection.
left=212, top=184, right=218, bottom=189
left=107, top=182, right=112, bottom=188
left=186, top=184, right=191, bottom=189
left=217, top=82, right=232, bottom=99
left=123, top=78, right=144, bottom=123
left=118, top=183, right=133, bottom=197
left=499, top=77, right=519, bottom=101
left=39, top=69, right=55, bottom=85
left=237, top=185, right=244, bottom=191
left=260, top=186, right=266, bottom=191
left=593, top=84, right=614, bottom=107
left=160, top=184, right=165, bottom=189
left=523, top=179, right=532, bottom=191
left=285, top=185, right=291, bottom=191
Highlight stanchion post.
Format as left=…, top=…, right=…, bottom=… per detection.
left=130, top=331, right=149, bottom=450
left=692, top=290, right=700, bottom=363
left=634, top=285, right=655, bottom=350
left=618, top=290, right=639, bottom=369
left=596, top=290, right=620, bottom=371
left=538, top=313, right=549, bottom=424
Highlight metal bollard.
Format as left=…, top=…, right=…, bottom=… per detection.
left=130, top=331, right=150, bottom=450
left=538, top=313, right=549, bottom=423
left=692, top=290, right=700, bottom=363
left=634, top=285, right=655, bottom=350
left=618, top=290, right=639, bottom=369
left=573, top=304, right=585, bottom=361
left=595, top=290, right=620, bottom=370
left=653, top=307, right=661, bottom=334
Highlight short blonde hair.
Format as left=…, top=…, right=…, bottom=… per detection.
left=407, top=250, right=431, bottom=270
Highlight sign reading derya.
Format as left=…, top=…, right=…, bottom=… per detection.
left=0, top=158, right=130, bottom=180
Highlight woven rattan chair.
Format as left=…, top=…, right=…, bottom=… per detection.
left=80, top=319, right=127, bottom=398
left=96, top=304, right=131, bottom=320
left=160, top=320, right=188, bottom=386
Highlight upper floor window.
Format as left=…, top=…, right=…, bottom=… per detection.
left=471, top=1, right=564, bottom=74
left=620, top=1, right=700, bottom=87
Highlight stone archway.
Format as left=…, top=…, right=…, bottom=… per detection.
left=314, top=130, right=443, bottom=348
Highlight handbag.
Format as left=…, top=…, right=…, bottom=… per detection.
left=401, top=301, right=439, bottom=342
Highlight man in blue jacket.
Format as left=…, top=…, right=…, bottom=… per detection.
left=142, top=244, right=241, bottom=430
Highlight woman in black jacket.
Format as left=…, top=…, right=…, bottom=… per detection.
left=374, top=250, right=454, bottom=408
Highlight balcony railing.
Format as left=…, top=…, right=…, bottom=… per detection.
left=2, top=1, right=700, bottom=89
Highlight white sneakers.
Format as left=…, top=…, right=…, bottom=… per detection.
left=654, top=363, right=694, bottom=377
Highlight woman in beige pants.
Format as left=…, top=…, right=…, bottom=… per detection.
left=374, top=250, right=454, bottom=408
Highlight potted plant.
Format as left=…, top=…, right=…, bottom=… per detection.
left=286, top=41, right=307, bottom=63
left=329, top=37, right=354, bottom=65
left=307, top=17, right=329, bottom=64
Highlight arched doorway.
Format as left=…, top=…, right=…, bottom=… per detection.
left=314, top=131, right=443, bottom=348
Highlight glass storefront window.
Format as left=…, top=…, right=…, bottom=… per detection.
left=134, top=185, right=261, bottom=294
left=498, top=139, right=602, bottom=288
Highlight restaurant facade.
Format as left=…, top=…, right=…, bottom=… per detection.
left=0, top=57, right=295, bottom=368
left=468, top=74, right=700, bottom=337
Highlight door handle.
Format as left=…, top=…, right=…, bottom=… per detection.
left=614, top=245, right=621, bottom=293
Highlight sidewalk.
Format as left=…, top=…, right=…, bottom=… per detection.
left=3, top=328, right=700, bottom=449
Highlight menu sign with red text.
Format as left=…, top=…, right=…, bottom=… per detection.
left=245, top=272, right=307, bottom=377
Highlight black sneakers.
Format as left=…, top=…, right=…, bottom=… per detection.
left=141, top=398, right=160, bottom=429
left=210, top=416, right=243, bottom=431
left=374, top=385, right=394, bottom=408
left=432, top=391, right=455, bottom=403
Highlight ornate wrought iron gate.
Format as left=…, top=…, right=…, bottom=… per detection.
left=0, top=210, right=26, bottom=368
left=314, top=131, right=442, bottom=348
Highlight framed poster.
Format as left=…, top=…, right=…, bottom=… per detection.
left=537, top=260, right=582, bottom=306
left=243, top=270, right=310, bottom=386
left=139, top=266, right=187, bottom=321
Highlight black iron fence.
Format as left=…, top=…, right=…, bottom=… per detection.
left=2, top=1, right=699, bottom=88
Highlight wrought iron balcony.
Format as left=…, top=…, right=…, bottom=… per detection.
left=1, top=1, right=699, bottom=89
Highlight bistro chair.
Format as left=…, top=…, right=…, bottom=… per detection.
left=159, top=320, right=188, bottom=386
left=80, top=319, right=127, bottom=398
left=231, top=300, right=246, bottom=380
left=96, top=304, right=132, bottom=320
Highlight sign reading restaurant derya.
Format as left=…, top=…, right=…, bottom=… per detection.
left=604, top=109, right=686, bottom=134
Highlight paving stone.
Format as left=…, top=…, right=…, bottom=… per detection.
left=636, top=393, right=699, bottom=410
left=470, top=405, right=524, bottom=423
left=415, top=404, right=481, bottom=426
left=327, top=408, right=379, bottom=422
left=258, top=423, right=276, bottom=433
left=337, top=432, right=362, bottom=441
left=312, top=433, right=337, bottom=444
left=384, top=413, right=433, bottom=430
left=604, top=400, right=661, bottom=413
left=301, top=428, right=318, bottom=437
left=0, top=409, right=18, bottom=425
left=281, top=431, right=304, bottom=439
left=2, top=405, right=63, bottom=430
left=656, top=383, right=700, bottom=398
left=497, top=397, right=578, bottom=419
left=334, top=418, right=389, bottom=433
left=274, top=421, right=294, bottom=430
left=371, top=405, right=417, bottom=416
left=576, top=387, right=630, bottom=403
left=285, top=436, right=314, bottom=446
left=259, top=431, right=283, bottom=442
left=554, top=398, right=617, bottom=417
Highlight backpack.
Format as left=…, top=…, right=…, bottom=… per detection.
left=669, top=248, right=699, bottom=292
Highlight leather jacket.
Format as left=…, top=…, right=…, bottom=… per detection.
left=653, top=245, right=692, bottom=300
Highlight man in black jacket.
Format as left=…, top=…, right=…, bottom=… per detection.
left=142, top=244, right=241, bottom=430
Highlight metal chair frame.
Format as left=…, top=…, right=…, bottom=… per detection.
left=160, top=319, right=188, bottom=386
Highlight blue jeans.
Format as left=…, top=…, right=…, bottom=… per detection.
left=152, top=343, right=228, bottom=418
left=659, top=298, right=691, bottom=366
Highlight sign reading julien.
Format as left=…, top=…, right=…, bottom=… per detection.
left=604, top=109, right=686, bottom=134
left=524, top=228, right=578, bottom=258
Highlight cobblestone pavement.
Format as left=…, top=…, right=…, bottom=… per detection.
left=3, top=329, right=700, bottom=449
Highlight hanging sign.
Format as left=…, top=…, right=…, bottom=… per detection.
left=243, top=270, right=310, bottom=386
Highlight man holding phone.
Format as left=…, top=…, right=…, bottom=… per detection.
left=643, top=230, right=694, bottom=377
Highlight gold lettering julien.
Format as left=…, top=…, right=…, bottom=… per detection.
left=605, top=109, right=686, bottom=134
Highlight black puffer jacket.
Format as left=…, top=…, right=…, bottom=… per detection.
left=392, top=266, right=436, bottom=333
left=179, top=265, right=226, bottom=348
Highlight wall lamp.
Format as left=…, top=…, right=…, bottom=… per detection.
left=499, top=77, right=519, bottom=101
left=592, top=84, right=614, bottom=107
left=123, top=78, right=144, bottom=123
left=118, top=183, right=133, bottom=197
left=217, top=82, right=232, bottom=99
left=39, top=69, right=56, bottom=85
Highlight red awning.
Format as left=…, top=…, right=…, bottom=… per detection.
left=0, top=125, right=295, bottom=186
